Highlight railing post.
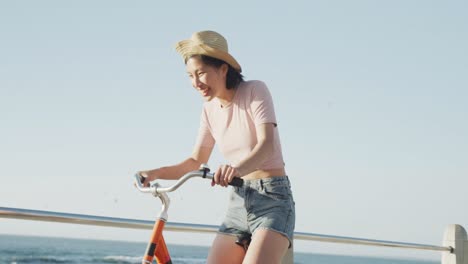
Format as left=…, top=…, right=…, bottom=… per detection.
left=442, top=224, right=468, bottom=264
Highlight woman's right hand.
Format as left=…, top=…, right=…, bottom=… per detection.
left=138, top=170, right=158, bottom=187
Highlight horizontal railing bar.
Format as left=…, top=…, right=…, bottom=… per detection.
left=0, top=207, right=452, bottom=253
left=293, top=232, right=452, bottom=252
left=0, top=207, right=220, bottom=232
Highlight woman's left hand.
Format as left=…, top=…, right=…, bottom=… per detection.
left=213, top=164, right=241, bottom=187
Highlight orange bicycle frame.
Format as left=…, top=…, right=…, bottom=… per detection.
left=142, top=218, right=171, bottom=264
left=141, top=189, right=172, bottom=264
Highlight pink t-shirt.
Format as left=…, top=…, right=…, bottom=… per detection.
left=195, top=80, right=285, bottom=170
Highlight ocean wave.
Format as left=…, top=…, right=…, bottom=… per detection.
left=101, top=255, right=141, bottom=263
left=8, top=256, right=69, bottom=263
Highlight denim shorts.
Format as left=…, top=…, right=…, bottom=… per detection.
left=219, top=176, right=295, bottom=245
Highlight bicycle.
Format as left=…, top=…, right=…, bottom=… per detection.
left=134, top=164, right=244, bottom=264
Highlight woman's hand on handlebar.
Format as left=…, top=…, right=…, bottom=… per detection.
left=213, top=165, right=241, bottom=187
left=138, top=170, right=159, bottom=187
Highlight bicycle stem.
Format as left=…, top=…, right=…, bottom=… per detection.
left=156, top=191, right=170, bottom=222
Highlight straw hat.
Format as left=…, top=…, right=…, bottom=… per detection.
left=175, top=30, right=242, bottom=73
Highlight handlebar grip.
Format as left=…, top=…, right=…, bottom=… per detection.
left=229, top=177, right=244, bottom=187
left=137, top=173, right=145, bottom=184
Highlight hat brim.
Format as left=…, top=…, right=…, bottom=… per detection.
left=175, top=40, right=242, bottom=73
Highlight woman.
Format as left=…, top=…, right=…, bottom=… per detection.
left=140, top=30, right=295, bottom=264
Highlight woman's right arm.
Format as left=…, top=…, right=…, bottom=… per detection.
left=140, top=145, right=213, bottom=186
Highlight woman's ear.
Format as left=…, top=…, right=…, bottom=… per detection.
left=220, top=63, right=229, bottom=77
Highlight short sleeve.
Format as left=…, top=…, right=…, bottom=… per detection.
left=250, top=81, right=277, bottom=126
left=194, top=106, right=215, bottom=148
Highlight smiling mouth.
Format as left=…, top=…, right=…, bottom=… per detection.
left=199, top=87, right=210, bottom=97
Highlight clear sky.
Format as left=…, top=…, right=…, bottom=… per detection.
left=1, top=0, right=467, bottom=260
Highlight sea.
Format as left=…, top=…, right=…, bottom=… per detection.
left=0, top=234, right=439, bottom=264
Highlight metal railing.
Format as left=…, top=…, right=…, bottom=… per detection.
left=0, top=206, right=454, bottom=254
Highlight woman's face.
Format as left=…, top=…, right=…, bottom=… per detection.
left=186, top=56, right=227, bottom=101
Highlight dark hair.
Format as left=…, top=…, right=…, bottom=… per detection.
left=187, top=55, right=244, bottom=89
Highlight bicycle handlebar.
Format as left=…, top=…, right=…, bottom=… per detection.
left=134, top=164, right=244, bottom=196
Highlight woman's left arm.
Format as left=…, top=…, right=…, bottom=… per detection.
left=214, top=123, right=276, bottom=186
left=236, top=123, right=276, bottom=175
